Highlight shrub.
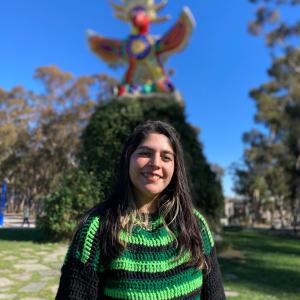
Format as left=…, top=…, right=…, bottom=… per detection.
left=37, top=168, right=103, bottom=240
left=80, top=95, right=224, bottom=221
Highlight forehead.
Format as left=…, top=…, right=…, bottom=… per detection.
left=137, top=133, right=174, bottom=152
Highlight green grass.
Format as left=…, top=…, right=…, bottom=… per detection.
left=219, top=227, right=300, bottom=300
left=0, top=228, right=67, bottom=300
left=1, top=227, right=300, bottom=299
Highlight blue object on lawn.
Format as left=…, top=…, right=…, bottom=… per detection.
left=0, top=180, right=7, bottom=226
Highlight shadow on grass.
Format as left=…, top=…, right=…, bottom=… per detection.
left=220, top=256, right=300, bottom=295
left=0, top=228, right=49, bottom=242
left=220, top=227, right=300, bottom=296
left=225, top=227, right=300, bottom=257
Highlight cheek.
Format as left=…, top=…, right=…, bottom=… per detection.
left=165, top=163, right=175, bottom=180
left=129, top=156, right=146, bottom=180
left=132, top=157, right=148, bottom=170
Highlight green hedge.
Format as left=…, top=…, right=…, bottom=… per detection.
left=37, top=169, right=103, bottom=240
left=38, top=95, right=224, bottom=239
left=80, top=95, right=224, bottom=221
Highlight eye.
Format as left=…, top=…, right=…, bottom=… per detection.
left=162, top=155, right=173, bottom=162
left=138, top=151, right=150, bottom=157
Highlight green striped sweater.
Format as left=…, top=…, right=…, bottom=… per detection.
left=56, top=210, right=225, bottom=300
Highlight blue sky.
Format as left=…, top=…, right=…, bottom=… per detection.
left=1, top=1, right=298, bottom=197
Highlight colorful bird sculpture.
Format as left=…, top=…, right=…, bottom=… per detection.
left=87, top=0, right=195, bottom=96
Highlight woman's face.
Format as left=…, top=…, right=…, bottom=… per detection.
left=129, top=133, right=175, bottom=206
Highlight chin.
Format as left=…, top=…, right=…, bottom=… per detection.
left=142, top=189, right=162, bottom=199
left=144, top=190, right=160, bottom=196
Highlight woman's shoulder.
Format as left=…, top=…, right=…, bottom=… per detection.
left=63, top=209, right=103, bottom=270
left=74, top=206, right=103, bottom=241
left=72, top=202, right=107, bottom=240
left=56, top=210, right=104, bottom=299
left=193, top=209, right=215, bottom=255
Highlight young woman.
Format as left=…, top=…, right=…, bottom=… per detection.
left=56, top=120, right=226, bottom=300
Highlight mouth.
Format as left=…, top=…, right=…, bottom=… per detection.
left=142, top=172, right=162, bottom=180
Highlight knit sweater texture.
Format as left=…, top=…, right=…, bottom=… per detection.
left=56, top=210, right=226, bottom=300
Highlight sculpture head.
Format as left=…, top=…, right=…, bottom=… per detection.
left=130, top=6, right=150, bottom=34
left=110, top=0, right=170, bottom=32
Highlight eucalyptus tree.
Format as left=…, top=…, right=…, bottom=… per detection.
left=233, top=0, right=300, bottom=227
left=0, top=66, right=112, bottom=212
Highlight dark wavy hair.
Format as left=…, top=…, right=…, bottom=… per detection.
left=97, top=120, right=206, bottom=269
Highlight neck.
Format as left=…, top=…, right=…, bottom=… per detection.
left=136, top=196, right=158, bottom=214
left=132, top=25, right=149, bottom=35
left=139, top=25, right=149, bottom=35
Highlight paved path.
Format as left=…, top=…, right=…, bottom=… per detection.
left=0, top=243, right=67, bottom=300
left=2, top=213, right=35, bottom=228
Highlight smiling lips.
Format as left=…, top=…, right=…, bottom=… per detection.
left=142, top=172, right=162, bottom=182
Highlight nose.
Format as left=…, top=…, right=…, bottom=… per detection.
left=149, top=153, right=161, bottom=168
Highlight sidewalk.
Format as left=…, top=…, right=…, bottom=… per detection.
left=1, top=213, right=36, bottom=228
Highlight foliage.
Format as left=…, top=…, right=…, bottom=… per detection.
left=1, top=65, right=223, bottom=234
left=37, top=168, right=103, bottom=239
left=0, top=66, right=114, bottom=213
left=233, top=1, right=300, bottom=226
left=248, top=0, right=300, bottom=51
left=80, top=95, right=224, bottom=221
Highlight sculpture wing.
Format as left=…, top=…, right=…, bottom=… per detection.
left=156, top=7, right=195, bottom=58
left=87, top=30, right=126, bottom=67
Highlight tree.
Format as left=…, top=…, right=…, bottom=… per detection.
left=0, top=66, right=114, bottom=212
left=1, top=66, right=224, bottom=237
left=80, top=95, right=224, bottom=222
left=37, top=168, right=103, bottom=240
left=0, top=86, right=33, bottom=164
left=248, top=0, right=300, bottom=52
left=233, top=1, right=300, bottom=227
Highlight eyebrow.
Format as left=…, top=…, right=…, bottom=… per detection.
left=137, top=146, right=174, bottom=156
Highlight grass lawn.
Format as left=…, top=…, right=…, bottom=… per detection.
left=219, top=227, right=300, bottom=300
left=0, top=228, right=67, bottom=300
left=0, top=227, right=299, bottom=299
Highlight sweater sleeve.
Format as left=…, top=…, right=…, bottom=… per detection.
left=56, top=214, right=103, bottom=300
left=194, top=210, right=226, bottom=300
